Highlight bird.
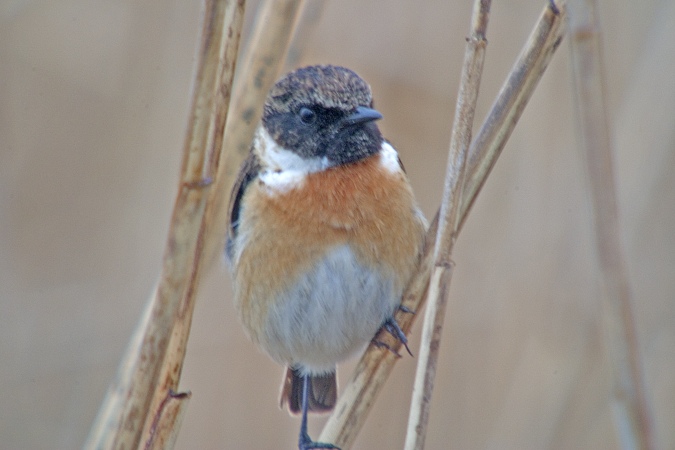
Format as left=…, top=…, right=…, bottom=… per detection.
left=226, top=64, right=427, bottom=450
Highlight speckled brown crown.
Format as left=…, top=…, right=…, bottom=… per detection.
left=265, top=65, right=373, bottom=115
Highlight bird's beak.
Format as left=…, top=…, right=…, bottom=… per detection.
left=343, top=106, right=383, bottom=127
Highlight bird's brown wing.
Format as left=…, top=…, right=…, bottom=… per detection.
left=225, top=149, right=261, bottom=261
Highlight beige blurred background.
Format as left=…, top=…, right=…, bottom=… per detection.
left=2, top=0, right=674, bottom=448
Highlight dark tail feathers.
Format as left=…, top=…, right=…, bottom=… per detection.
left=279, top=367, right=337, bottom=415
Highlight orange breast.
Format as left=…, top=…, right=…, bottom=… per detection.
left=233, top=153, right=426, bottom=336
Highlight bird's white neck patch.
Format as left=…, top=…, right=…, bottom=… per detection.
left=256, top=127, right=332, bottom=193
left=379, top=141, right=402, bottom=174
left=257, top=127, right=330, bottom=173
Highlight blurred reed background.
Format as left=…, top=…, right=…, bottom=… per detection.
left=1, top=0, right=673, bottom=448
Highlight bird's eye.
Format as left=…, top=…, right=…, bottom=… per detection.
left=299, top=107, right=316, bottom=124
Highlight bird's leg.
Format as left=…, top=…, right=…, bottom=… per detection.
left=298, top=373, right=339, bottom=450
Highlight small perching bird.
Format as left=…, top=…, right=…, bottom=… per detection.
left=226, top=65, right=426, bottom=450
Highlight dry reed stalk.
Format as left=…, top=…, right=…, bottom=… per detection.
left=459, top=0, right=565, bottom=233
left=143, top=391, right=191, bottom=450
left=86, top=0, right=318, bottom=447
left=202, top=0, right=306, bottom=270
left=319, top=2, right=566, bottom=448
left=284, top=0, right=326, bottom=71
left=567, top=1, right=655, bottom=448
left=84, top=1, right=245, bottom=448
left=404, top=1, right=491, bottom=449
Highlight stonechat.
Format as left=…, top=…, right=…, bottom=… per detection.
left=226, top=65, right=426, bottom=449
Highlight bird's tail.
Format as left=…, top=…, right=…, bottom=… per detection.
left=279, top=367, right=337, bottom=415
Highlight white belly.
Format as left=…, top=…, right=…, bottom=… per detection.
left=259, top=244, right=399, bottom=375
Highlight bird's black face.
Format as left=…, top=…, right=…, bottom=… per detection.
left=262, top=65, right=383, bottom=166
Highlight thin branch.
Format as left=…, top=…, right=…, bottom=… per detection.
left=567, top=1, right=655, bottom=448
left=319, top=3, right=566, bottom=448
left=404, top=1, right=491, bottom=449
left=84, top=1, right=245, bottom=448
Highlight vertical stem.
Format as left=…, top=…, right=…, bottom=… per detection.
left=568, top=1, right=655, bottom=448
left=318, top=3, right=567, bottom=448
left=140, top=0, right=246, bottom=445
left=202, top=0, right=306, bottom=270
left=84, top=1, right=245, bottom=448
left=284, top=0, right=326, bottom=70
left=404, top=2, right=490, bottom=449
left=458, top=1, right=565, bottom=234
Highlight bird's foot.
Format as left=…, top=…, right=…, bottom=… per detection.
left=372, top=316, right=413, bottom=357
left=398, top=304, right=415, bottom=315
left=298, top=431, right=340, bottom=450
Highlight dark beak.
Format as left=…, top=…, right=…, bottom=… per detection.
left=343, top=106, right=383, bottom=127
